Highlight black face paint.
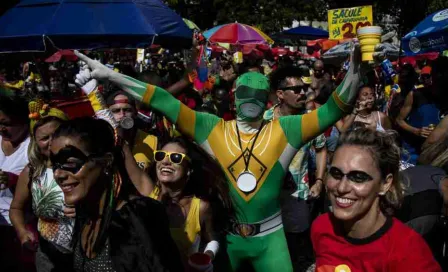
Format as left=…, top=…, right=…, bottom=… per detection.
left=50, top=145, right=91, bottom=174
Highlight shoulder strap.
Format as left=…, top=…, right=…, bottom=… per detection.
left=148, top=186, right=160, bottom=199
left=186, top=197, right=201, bottom=233
left=377, top=111, right=382, bottom=127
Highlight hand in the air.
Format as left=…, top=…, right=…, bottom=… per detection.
left=74, top=51, right=113, bottom=82
left=75, top=65, right=98, bottom=95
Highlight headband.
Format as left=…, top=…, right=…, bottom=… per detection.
left=29, top=100, right=68, bottom=134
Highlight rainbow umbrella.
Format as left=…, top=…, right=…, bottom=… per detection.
left=204, top=23, right=273, bottom=45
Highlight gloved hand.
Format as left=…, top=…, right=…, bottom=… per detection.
left=75, top=65, right=98, bottom=95
left=339, top=40, right=362, bottom=105
left=74, top=51, right=114, bottom=82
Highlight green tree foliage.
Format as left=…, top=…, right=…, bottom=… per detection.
left=168, top=0, right=447, bottom=35
left=213, top=0, right=329, bottom=34
left=427, top=0, right=448, bottom=13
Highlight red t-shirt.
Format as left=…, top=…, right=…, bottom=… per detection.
left=311, top=213, right=441, bottom=272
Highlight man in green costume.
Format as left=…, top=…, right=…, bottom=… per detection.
left=74, top=43, right=363, bottom=271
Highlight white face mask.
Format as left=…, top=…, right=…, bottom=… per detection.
left=239, top=103, right=263, bottom=119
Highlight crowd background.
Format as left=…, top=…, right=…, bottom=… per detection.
left=0, top=1, right=447, bottom=272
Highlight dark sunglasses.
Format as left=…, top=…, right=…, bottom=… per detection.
left=328, top=167, right=373, bottom=183
left=154, top=151, right=190, bottom=164
left=50, top=146, right=101, bottom=174
left=279, top=85, right=307, bottom=94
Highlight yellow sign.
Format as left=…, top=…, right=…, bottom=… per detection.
left=328, top=6, right=373, bottom=40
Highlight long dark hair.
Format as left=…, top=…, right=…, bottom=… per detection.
left=150, top=137, right=237, bottom=233
left=52, top=117, right=136, bottom=254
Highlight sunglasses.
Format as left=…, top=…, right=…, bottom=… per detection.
left=328, top=167, right=374, bottom=184
left=154, top=151, right=190, bottom=164
left=279, top=85, right=307, bottom=94
left=50, top=146, right=101, bottom=174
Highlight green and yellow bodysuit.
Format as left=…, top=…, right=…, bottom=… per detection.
left=92, top=65, right=359, bottom=271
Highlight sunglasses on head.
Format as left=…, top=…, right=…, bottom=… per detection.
left=50, top=146, right=101, bottom=174
left=154, top=151, right=190, bottom=164
left=279, top=85, right=307, bottom=94
left=328, top=167, right=374, bottom=183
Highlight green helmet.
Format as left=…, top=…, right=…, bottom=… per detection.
left=234, top=72, right=270, bottom=122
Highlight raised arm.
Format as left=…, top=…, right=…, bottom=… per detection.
left=280, top=43, right=362, bottom=148
left=75, top=51, right=220, bottom=145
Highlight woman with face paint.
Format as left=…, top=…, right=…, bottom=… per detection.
left=50, top=118, right=183, bottom=272
left=74, top=42, right=363, bottom=272
left=10, top=101, right=73, bottom=272
left=312, top=128, right=441, bottom=271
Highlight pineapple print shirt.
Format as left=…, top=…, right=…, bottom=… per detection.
left=31, top=168, right=75, bottom=253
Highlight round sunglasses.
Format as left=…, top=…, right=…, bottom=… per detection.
left=154, top=151, right=190, bottom=164
left=328, top=167, right=374, bottom=184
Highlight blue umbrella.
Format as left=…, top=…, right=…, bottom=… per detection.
left=402, top=8, right=448, bottom=56
left=272, top=26, right=329, bottom=41
left=0, top=0, right=192, bottom=53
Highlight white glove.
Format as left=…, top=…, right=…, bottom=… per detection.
left=75, top=65, right=97, bottom=95
left=74, top=51, right=113, bottom=81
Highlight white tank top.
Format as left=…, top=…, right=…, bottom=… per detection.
left=0, top=135, right=30, bottom=225
left=376, top=111, right=386, bottom=132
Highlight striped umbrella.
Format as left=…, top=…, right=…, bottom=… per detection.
left=204, top=23, right=273, bottom=45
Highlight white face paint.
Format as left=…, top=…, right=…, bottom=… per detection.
left=240, top=103, right=263, bottom=118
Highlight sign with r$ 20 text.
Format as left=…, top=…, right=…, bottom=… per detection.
left=328, top=6, right=373, bottom=40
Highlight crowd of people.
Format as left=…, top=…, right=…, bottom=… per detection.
left=0, top=37, right=447, bottom=272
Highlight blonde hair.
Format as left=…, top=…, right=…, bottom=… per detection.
left=337, top=128, right=404, bottom=214
left=28, top=117, right=64, bottom=180
left=419, top=136, right=448, bottom=170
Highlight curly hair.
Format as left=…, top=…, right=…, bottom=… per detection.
left=149, top=137, right=238, bottom=232
left=336, top=128, right=404, bottom=214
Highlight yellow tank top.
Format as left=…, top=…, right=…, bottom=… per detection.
left=149, top=187, right=201, bottom=257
